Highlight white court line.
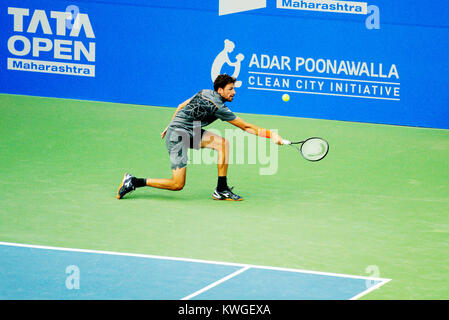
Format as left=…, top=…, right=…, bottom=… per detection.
left=0, top=241, right=391, bottom=299
left=350, top=278, right=392, bottom=300
left=181, top=266, right=251, bottom=300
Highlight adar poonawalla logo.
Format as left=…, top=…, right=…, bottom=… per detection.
left=211, top=39, right=245, bottom=88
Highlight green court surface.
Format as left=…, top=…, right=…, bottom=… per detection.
left=0, top=93, right=448, bottom=299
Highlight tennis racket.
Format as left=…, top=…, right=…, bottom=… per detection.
left=282, top=137, right=329, bottom=161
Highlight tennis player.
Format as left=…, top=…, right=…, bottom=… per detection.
left=117, top=74, right=284, bottom=201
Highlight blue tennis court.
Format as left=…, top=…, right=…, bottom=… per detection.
left=0, top=242, right=390, bottom=300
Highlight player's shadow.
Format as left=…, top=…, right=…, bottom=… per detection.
left=117, top=191, right=198, bottom=201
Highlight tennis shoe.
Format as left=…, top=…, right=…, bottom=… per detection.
left=212, top=187, right=243, bottom=201
left=117, top=173, right=136, bottom=199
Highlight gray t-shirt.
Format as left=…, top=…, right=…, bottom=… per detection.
left=168, top=89, right=237, bottom=134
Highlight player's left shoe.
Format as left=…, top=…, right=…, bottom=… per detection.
left=117, top=173, right=136, bottom=199
left=212, top=187, right=243, bottom=201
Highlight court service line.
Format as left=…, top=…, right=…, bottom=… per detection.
left=181, top=266, right=251, bottom=300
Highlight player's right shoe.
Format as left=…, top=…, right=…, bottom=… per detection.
left=212, top=187, right=243, bottom=201
left=117, top=173, right=136, bottom=199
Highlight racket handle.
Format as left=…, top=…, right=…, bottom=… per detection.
left=282, top=139, right=291, bottom=145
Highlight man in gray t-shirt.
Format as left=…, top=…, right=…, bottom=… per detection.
left=170, top=89, right=238, bottom=133
left=117, top=74, right=284, bottom=201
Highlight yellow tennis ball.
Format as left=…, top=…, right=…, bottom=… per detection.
left=282, top=93, right=290, bottom=102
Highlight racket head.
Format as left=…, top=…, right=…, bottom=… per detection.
left=299, top=137, right=329, bottom=161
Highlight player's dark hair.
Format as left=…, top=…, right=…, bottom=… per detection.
left=213, top=74, right=236, bottom=91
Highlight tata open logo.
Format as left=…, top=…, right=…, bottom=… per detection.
left=6, top=6, right=96, bottom=77
left=219, top=0, right=267, bottom=16
left=218, top=0, right=380, bottom=29
left=219, top=0, right=367, bottom=15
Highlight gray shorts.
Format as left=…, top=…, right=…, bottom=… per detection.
left=165, top=127, right=206, bottom=170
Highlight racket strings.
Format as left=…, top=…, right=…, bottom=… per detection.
left=285, top=137, right=329, bottom=161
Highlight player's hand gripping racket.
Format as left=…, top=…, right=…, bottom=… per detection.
left=282, top=137, right=329, bottom=161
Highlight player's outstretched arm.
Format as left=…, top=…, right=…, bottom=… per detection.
left=228, top=117, right=284, bottom=145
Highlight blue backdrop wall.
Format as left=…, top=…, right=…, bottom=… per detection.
left=1, top=0, right=448, bottom=128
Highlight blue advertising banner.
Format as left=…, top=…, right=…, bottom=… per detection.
left=1, top=0, right=448, bottom=128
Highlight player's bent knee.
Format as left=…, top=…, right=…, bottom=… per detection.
left=171, top=177, right=185, bottom=191
left=170, top=167, right=186, bottom=190
left=171, top=182, right=185, bottom=191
